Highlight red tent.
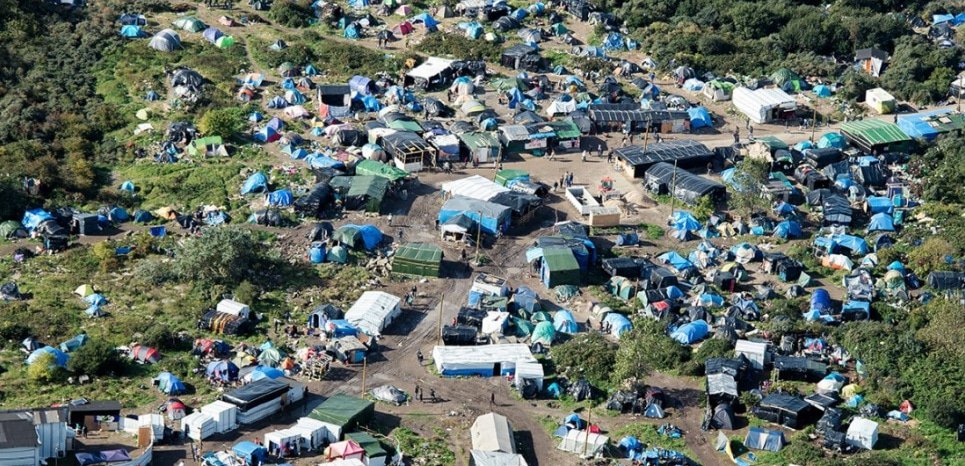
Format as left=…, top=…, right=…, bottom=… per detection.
left=392, top=21, right=414, bottom=36
left=130, top=344, right=161, bottom=364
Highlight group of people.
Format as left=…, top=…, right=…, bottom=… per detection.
left=553, top=171, right=576, bottom=192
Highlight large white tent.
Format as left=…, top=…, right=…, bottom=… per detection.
left=345, top=291, right=402, bottom=336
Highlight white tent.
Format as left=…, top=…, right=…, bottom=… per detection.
left=319, top=459, right=366, bottom=466
left=291, top=417, right=335, bottom=450
left=345, top=291, right=402, bottom=336
left=217, top=299, right=250, bottom=319
left=470, top=450, right=529, bottom=466
left=432, top=344, right=532, bottom=377
left=557, top=429, right=608, bottom=457
left=407, top=57, right=455, bottom=81
left=200, top=400, right=238, bottom=434
left=734, top=340, right=768, bottom=370
left=441, top=175, right=509, bottom=201
left=514, top=360, right=544, bottom=391
left=846, top=417, right=878, bottom=450
left=265, top=428, right=303, bottom=456
left=471, top=413, right=516, bottom=453
left=546, top=99, right=577, bottom=116
left=732, top=87, right=796, bottom=124
left=481, top=311, right=511, bottom=335
left=149, top=29, right=182, bottom=52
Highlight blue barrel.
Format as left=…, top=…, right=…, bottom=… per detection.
left=309, top=243, right=326, bottom=264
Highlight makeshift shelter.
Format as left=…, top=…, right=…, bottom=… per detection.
left=614, top=140, right=714, bottom=178
left=333, top=224, right=383, bottom=250
left=732, top=87, right=796, bottom=123
left=644, top=162, right=724, bottom=205
left=839, top=119, right=912, bottom=154
left=27, top=346, right=69, bottom=368
left=865, top=88, right=896, bottom=114
left=558, top=429, right=608, bottom=457
left=406, top=57, right=455, bottom=90
left=897, top=109, right=965, bottom=141
left=471, top=413, right=516, bottom=453
left=173, top=17, right=206, bottom=32
left=120, top=25, right=147, bottom=38
left=438, top=196, right=511, bottom=235
left=744, top=427, right=785, bottom=452
left=382, top=131, right=434, bottom=172
left=501, top=44, right=543, bottom=71
left=770, top=68, right=807, bottom=92
left=687, top=106, right=713, bottom=129
left=670, top=320, right=708, bottom=344
left=309, top=395, right=375, bottom=440
left=847, top=417, right=879, bottom=450
left=155, top=371, right=187, bottom=395
left=392, top=243, right=443, bottom=277
left=432, top=344, right=532, bottom=377
left=344, top=291, right=402, bottom=336
left=129, top=344, right=161, bottom=364
left=735, top=340, right=768, bottom=370
left=754, top=393, right=811, bottom=429
left=232, top=441, right=268, bottom=465
left=530, top=246, right=581, bottom=288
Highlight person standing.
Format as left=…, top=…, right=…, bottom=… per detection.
left=597, top=145, right=604, bottom=158
left=581, top=149, right=588, bottom=162
left=490, top=392, right=496, bottom=408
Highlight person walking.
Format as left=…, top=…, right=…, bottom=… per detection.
left=416, top=350, right=424, bottom=365
left=490, top=392, right=496, bottom=407
left=430, top=388, right=436, bottom=402
left=581, top=149, right=588, bottom=162
left=597, top=145, right=604, bottom=158
left=733, top=128, right=740, bottom=144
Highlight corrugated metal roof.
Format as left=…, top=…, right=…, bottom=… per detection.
left=615, top=140, right=713, bottom=167
left=840, top=119, right=911, bottom=146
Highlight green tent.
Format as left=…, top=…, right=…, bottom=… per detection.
left=755, top=135, right=789, bottom=151
left=550, top=23, right=569, bottom=36
left=492, top=77, right=529, bottom=92
left=392, top=243, right=443, bottom=277
left=531, top=321, right=556, bottom=346
left=173, top=17, right=207, bottom=33
left=216, top=36, right=236, bottom=48
left=309, top=395, right=375, bottom=431
left=327, top=245, right=349, bottom=264
left=495, top=169, right=529, bottom=187
left=512, top=317, right=535, bottom=337
left=356, top=160, right=409, bottom=182
left=186, top=136, right=224, bottom=157
left=607, top=276, right=636, bottom=300
left=333, top=225, right=362, bottom=246
left=344, top=432, right=387, bottom=464
left=346, top=176, right=389, bottom=213
left=385, top=118, right=423, bottom=133
left=530, top=311, right=552, bottom=323
left=257, top=347, right=284, bottom=367
left=769, top=68, right=803, bottom=88
left=0, top=220, right=25, bottom=239
left=541, top=246, right=581, bottom=288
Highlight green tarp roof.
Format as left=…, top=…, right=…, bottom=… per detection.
left=386, top=119, right=423, bottom=133
left=756, top=135, right=788, bottom=150
left=309, top=394, right=375, bottom=429
left=546, top=119, right=581, bottom=139
left=707, top=80, right=735, bottom=91
left=770, top=68, right=803, bottom=86
left=458, top=131, right=501, bottom=149
left=840, top=119, right=911, bottom=146
left=495, top=169, right=529, bottom=186
left=393, top=242, right=443, bottom=277
left=542, top=246, right=580, bottom=272
left=347, top=175, right=389, bottom=200
left=356, top=160, right=409, bottom=182
left=344, top=432, right=387, bottom=458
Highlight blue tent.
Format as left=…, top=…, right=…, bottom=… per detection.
left=232, top=442, right=268, bottom=464
left=603, top=32, right=624, bottom=50
left=546, top=382, right=562, bottom=398
left=412, top=13, right=439, bottom=28
left=603, top=312, right=632, bottom=337
left=309, top=242, right=326, bottom=264
left=349, top=0, right=368, bottom=7
left=773, top=221, right=802, bottom=239
left=842, top=300, right=871, bottom=320
left=350, top=76, right=376, bottom=96
left=254, top=126, right=279, bottom=143
left=794, top=140, right=813, bottom=151
left=109, top=207, right=129, bottom=222
left=145, top=90, right=161, bottom=101
left=773, top=201, right=796, bottom=218
left=304, top=64, right=319, bottom=76
left=344, top=24, right=361, bottom=39
left=814, top=234, right=868, bottom=256
left=810, top=288, right=831, bottom=312
left=327, top=319, right=358, bottom=337
left=361, top=95, right=381, bottom=111
left=619, top=436, right=643, bottom=457
left=867, top=213, right=895, bottom=232
left=745, top=427, right=785, bottom=452
left=267, top=96, right=287, bottom=109
left=241, top=172, right=268, bottom=195
left=553, top=310, right=578, bottom=333
left=687, top=107, right=713, bottom=129
left=132, top=210, right=154, bottom=223
left=817, top=132, right=846, bottom=149
left=306, top=154, right=345, bottom=169
left=563, top=413, right=586, bottom=429
left=156, top=371, right=187, bottom=395
left=813, top=84, right=831, bottom=97
left=249, top=111, right=265, bottom=122
left=267, top=189, right=294, bottom=207
left=22, top=209, right=53, bottom=232
left=250, top=365, right=285, bottom=381
left=670, top=320, right=708, bottom=344
left=84, top=293, right=108, bottom=306
left=658, top=251, right=694, bottom=272
left=27, top=346, right=69, bottom=367
left=120, top=25, right=146, bottom=38
left=866, top=196, right=894, bottom=214
left=933, top=13, right=954, bottom=24
left=120, top=181, right=135, bottom=193
left=206, top=360, right=239, bottom=382
left=671, top=211, right=701, bottom=231
left=281, top=77, right=296, bottom=90
left=267, top=117, right=285, bottom=131
left=59, top=334, right=89, bottom=353
left=698, top=293, right=724, bottom=307
left=511, top=8, right=528, bottom=21
left=887, top=261, right=905, bottom=271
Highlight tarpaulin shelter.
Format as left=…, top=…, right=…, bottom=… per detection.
left=333, top=224, right=383, bottom=250
left=156, top=371, right=187, bottom=395
left=130, top=344, right=161, bottom=364
left=644, top=162, right=724, bottom=205
left=754, top=394, right=811, bottom=429
left=867, top=213, right=895, bottom=232
left=531, top=246, right=581, bottom=288
left=345, top=291, right=401, bottom=336
left=173, top=17, right=207, bottom=32
left=603, top=313, right=632, bottom=338
left=76, top=450, right=132, bottom=466
left=744, top=427, right=785, bottom=452
left=121, top=25, right=147, bottom=38
left=232, top=441, right=268, bottom=464
left=670, top=320, right=708, bottom=344
left=847, top=417, right=879, bottom=450
left=206, top=360, right=240, bottom=382
left=241, top=172, right=268, bottom=195
left=732, top=87, right=796, bottom=124
left=439, top=196, right=511, bottom=235
left=840, top=119, right=913, bottom=154
left=687, top=106, right=713, bottom=129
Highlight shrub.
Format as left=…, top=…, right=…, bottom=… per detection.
left=141, top=324, right=178, bottom=351
left=173, top=226, right=265, bottom=287
left=28, top=353, right=64, bottom=384
left=269, top=0, right=313, bottom=28
left=68, top=339, right=123, bottom=376
left=416, top=33, right=502, bottom=62
left=133, top=256, right=175, bottom=286
left=907, top=237, right=956, bottom=277
left=198, top=107, right=248, bottom=141
left=549, top=332, right=617, bottom=389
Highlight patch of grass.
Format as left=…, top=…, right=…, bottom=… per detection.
left=416, top=32, right=503, bottom=62
left=643, top=223, right=664, bottom=239
left=115, top=160, right=250, bottom=212
left=392, top=426, right=455, bottom=466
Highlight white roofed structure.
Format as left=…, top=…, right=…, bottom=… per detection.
left=441, top=175, right=510, bottom=201
left=432, top=344, right=533, bottom=377
left=735, top=339, right=769, bottom=370
left=558, top=429, right=608, bottom=457
left=471, top=413, right=516, bottom=453
left=345, top=291, right=402, bottom=336
left=732, top=87, right=796, bottom=124
left=217, top=299, right=251, bottom=319
left=470, top=450, right=529, bottom=466
left=407, top=57, right=455, bottom=80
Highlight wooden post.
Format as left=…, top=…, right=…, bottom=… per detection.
left=668, top=158, right=678, bottom=222
left=583, top=405, right=592, bottom=457
left=361, top=357, right=367, bottom=394
left=437, top=293, right=445, bottom=344
left=642, top=125, right=650, bottom=152
left=810, top=107, right=817, bottom=143
left=474, top=210, right=483, bottom=263
left=959, top=74, right=964, bottom=113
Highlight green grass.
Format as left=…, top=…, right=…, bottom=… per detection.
left=613, top=422, right=693, bottom=458
left=392, top=427, right=455, bottom=466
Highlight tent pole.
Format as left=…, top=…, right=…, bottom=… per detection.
left=474, top=210, right=482, bottom=264
left=583, top=406, right=592, bottom=457
left=669, top=158, right=678, bottom=222
left=810, top=107, right=817, bottom=143
left=361, top=357, right=367, bottom=394
left=437, top=293, right=445, bottom=344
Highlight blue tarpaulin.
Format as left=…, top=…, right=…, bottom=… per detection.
left=810, top=288, right=831, bottom=312
left=658, top=251, right=694, bottom=271
left=156, top=371, right=187, bottom=394
left=670, top=320, right=708, bottom=344
left=687, top=106, right=713, bottom=129
left=773, top=220, right=802, bottom=239
left=553, top=310, right=578, bottom=333
left=603, top=312, right=632, bottom=337
left=232, top=442, right=268, bottom=463
left=868, top=213, right=895, bottom=232
left=27, top=346, right=69, bottom=367
left=817, top=132, right=846, bottom=149
left=267, top=189, right=294, bottom=207
left=22, top=209, right=53, bottom=232
left=241, top=172, right=268, bottom=195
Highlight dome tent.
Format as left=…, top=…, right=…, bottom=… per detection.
left=149, top=29, right=182, bottom=52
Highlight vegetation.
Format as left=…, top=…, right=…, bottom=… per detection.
left=173, top=226, right=267, bottom=287
left=269, top=0, right=314, bottom=28
left=199, top=107, right=249, bottom=141
left=416, top=33, right=503, bottom=62
left=726, top=158, right=770, bottom=216
left=27, top=353, right=63, bottom=384
left=548, top=332, right=617, bottom=389
left=613, top=319, right=690, bottom=380
left=68, top=339, right=124, bottom=376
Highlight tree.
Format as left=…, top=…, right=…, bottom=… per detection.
left=68, top=339, right=122, bottom=376
left=173, top=226, right=263, bottom=287
left=234, top=280, right=258, bottom=305
left=198, top=107, right=247, bottom=141
left=268, top=0, right=312, bottom=28
left=727, top=158, right=771, bottom=216
left=549, top=332, right=617, bottom=389
left=142, top=324, right=178, bottom=351
left=91, top=240, right=121, bottom=273
left=906, top=237, right=956, bottom=277
left=913, top=135, right=965, bottom=204
left=612, top=319, right=690, bottom=384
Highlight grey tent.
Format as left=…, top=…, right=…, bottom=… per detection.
left=614, top=140, right=714, bottom=177
left=926, top=271, right=964, bottom=290
left=710, top=403, right=736, bottom=430
left=753, top=393, right=812, bottom=429
left=744, top=427, right=785, bottom=452
left=149, top=29, right=182, bottom=52
left=171, top=68, right=203, bottom=88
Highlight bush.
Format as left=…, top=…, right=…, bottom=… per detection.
left=68, top=339, right=123, bottom=376
left=0, top=322, right=31, bottom=348
left=269, top=0, right=313, bottom=28
left=141, top=324, right=178, bottom=351
left=233, top=280, right=258, bottom=305
left=198, top=107, right=248, bottom=141
left=549, top=332, right=617, bottom=389
left=415, top=33, right=502, bottom=62
left=612, top=319, right=690, bottom=383
left=28, top=353, right=64, bottom=384
left=907, top=237, right=956, bottom=277
left=133, top=256, right=175, bottom=286
left=173, top=226, right=265, bottom=287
